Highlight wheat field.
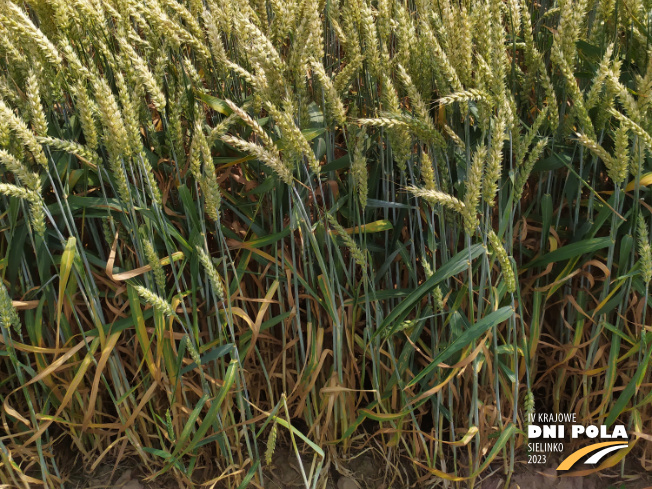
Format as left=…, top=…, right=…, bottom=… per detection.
left=0, top=0, right=651, bottom=487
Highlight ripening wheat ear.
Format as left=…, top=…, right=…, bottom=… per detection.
left=575, top=132, right=627, bottom=186
left=225, top=99, right=275, bottom=149
left=395, top=64, right=447, bottom=149
left=334, top=54, right=365, bottom=93
left=0, top=183, right=40, bottom=204
left=0, top=25, right=23, bottom=67
left=114, top=72, right=145, bottom=157
left=515, top=107, right=549, bottom=167
left=287, top=0, right=323, bottom=81
left=487, top=230, right=516, bottom=293
left=72, top=82, right=99, bottom=150
left=25, top=67, right=48, bottom=137
left=310, top=60, right=347, bottom=128
left=326, top=213, right=368, bottom=273
left=609, top=108, right=652, bottom=152
left=140, top=230, right=166, bottom=292
left=405, top=185, right=466, bottom=214
left=196, top=247, right=225, bottom=300
left=462, top=146, right=486, bottom=234
left=372, top=74, right=410, bottom=170
left=0, top=183, right=45, bottom=236
left=585, top=43, right=615, bottom=111
left=200, top=173, right=222, bottom=223
left=0, top=149, right=40, bottom=190
left=37, top=137, right=100, bottom=169
left=614, top=125, right=630, bottom=177
left=552, top=46, right=595, bottom=139
left=189, top=123, right=222, bottom=222
left=161, top=0, right=204, bottom=40
left=221, top=135, right=293, bottom=185
left=396, top=64, right=429, bottom=123
left=59, top=39, right=92, bottom=81
left=438, top=89, right=492, bottom=106
left=92, top=77, right=130, bottom=159
left=3, top=1, right=62, bottom=67
left=0, top=100, right=48, bottom=169
left=608, top=71, right=642, bottom=124
left=394, top=2, right=417, bottom=68
left=515, top=138, right=548, bottom=200
left=358, top=0, right=379, bottom=74
left=134, top=285, right=175, bottom=318
left=119, top=40, right=166, bottom=111
left=482, top=112, right=507, bottom=206
left=350, top=128, right=368, bottom=210
left=422, top=255, right=434, bottom=278
left=356, top=117, right=410, bottom=131
left=265, top=101, right=320, bottom=174
left=203, top=9, right=227, bottom=63
left=420, top=151, right=437, bottom=191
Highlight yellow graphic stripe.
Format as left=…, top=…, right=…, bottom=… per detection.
left=557, top=442, right=628, bottom=471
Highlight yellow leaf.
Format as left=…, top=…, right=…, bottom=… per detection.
left=625, top=172, right=652, bottom=192
left=344, top=220, right=393, bottom=234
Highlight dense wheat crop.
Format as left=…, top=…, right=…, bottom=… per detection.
left=0, top=0, right=651, bottom=486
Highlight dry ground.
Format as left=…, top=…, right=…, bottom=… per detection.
left=64, top=448, right=652, bottom=489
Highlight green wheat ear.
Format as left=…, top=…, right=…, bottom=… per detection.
left=0, top=283, right=20, bottom=332
left=433, top=286, right=444, bottom=311
left=524, top=389, right=535, bottom=440
left=165, top=409, right=176, bottom=443
left=638, top=215, right=652, bottom=284
left=265, top=421, right=278, bottom=466
left=196, top=246, right=226, bottom=300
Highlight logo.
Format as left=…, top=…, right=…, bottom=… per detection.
left=556, top=441, right=629, bottom=470
left=527, top=413, right=629, bottom=471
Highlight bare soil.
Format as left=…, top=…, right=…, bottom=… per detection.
left=480, top=464, right=652, bottom=489
left=64, top=448, right=652, bottom=489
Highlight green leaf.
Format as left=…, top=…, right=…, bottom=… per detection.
left=373, top=244, right=486, bottom=340
left=66, top=196, right=127, bottom=213
left=236, top=460, right=260, bottom=489
left=472, top=424, right=517, bottom=476
left=185, top=359, right=238, bottom=449
left=57, top=237, right=76, bottom=328
left=524, top=237, right=611, bottom=270
left=180, top=344, right=234, bottom=375
left=406, top=306, right=514, bottom=388
left=194, top=92, right=232, bottom=115
left=605, top=343, right=652, bottom=426
left=272, top=416, right=324, bottom=458
left=177, top=395, right=209, bottom=447
left=301, top=127, right=326, bottom=141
